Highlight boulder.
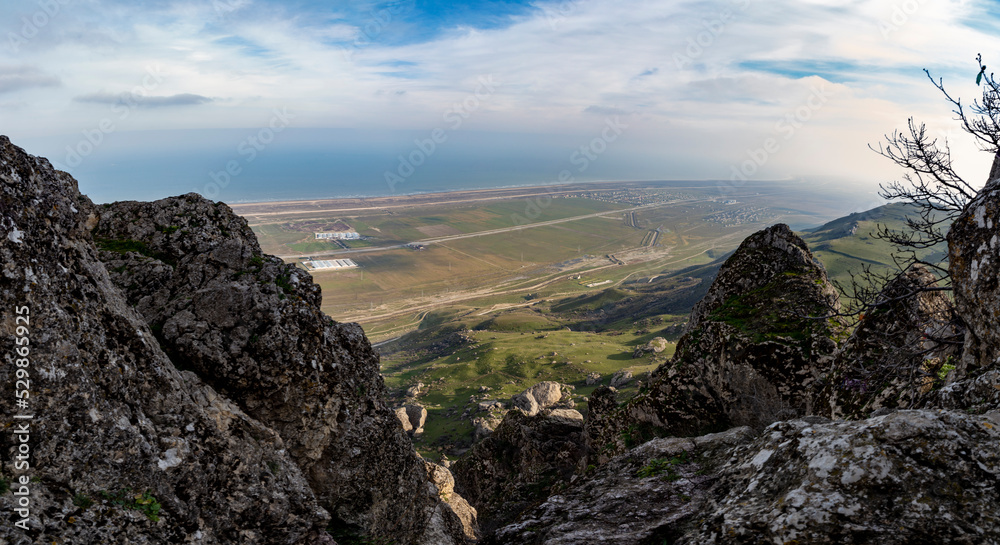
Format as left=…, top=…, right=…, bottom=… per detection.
left=406, top=383, right=425, bottom=398
left=405, top=404, right=428, bottom=431
left=632, top=336, right=668, bottom=358
left=511, top=390, right=540, bottom=416
left=547, top=409, right=584, bottom=421
left=396, top=407, right=414, bottom=433
left=585, top=372, right=602, bottom=386
left=424, top=462, right=479, bottom=542
left=511, top=382, right=570, bottom=416
left=609, top=369, right=633, bottom=388
left=472, top=414, right=504, bottom=442
left=529, top=381, right=564, bottom=408
left=477, top=400, right=504, bottom=412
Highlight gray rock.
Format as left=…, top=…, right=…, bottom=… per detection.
left=405, top=404, right=428, bottom=431
left=585, top=372, right=602, bottom=386
left=424, top=462, right=479, bottom=543
left=396, top=407, right=414, bottom=432
left=529, top=381, right=564, bottom=408
left=453, top=410, right=588, bottom=534
left=546, top=409, right=584, bottom=421
left=472, top=414, right=504, bottom=442
left=587, top=224, right=846, bottom=462
left=512, top=382, right=568, bottom=417
left=609, top=369, right=633, bottom=388
left=817, top=264, right=961, bottom=419
left=632, top=336, right=668, bottom=358
left=511, top=391, right=540, bottom=416
left=492, top=410, right=1000, bottom=545
left=477, top=400, right=504, bottom=412
left=948, top=154, right=1000, bottom=375
left=407, top=383, right=425, bottom=398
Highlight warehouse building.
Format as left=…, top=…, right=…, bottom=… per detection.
left=305, top=259, right=359, bottom=270
left=315, top=232, right=361, bottom=240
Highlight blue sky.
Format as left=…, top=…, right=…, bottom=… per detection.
left=2, top=0, right=1000, bottom=203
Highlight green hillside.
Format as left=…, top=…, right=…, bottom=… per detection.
left=801, top=202, right=949, bottom=287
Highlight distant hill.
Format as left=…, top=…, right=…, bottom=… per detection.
left=801, top=202, right=950, bottom=288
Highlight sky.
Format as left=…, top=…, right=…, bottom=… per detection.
left=2, top=0, right=1000, bottom=203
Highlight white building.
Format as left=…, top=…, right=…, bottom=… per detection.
left=315, top=232, right=360, bottom=240
left=306, top=259, right=359, bottom=270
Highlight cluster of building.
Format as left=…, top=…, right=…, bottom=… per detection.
left=315, top=231, right=361, bottom=240
left=706, top=206, right=772, bottom=226
left=570, top=188, right=692, bottom=206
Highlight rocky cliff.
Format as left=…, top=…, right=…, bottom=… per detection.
left=586, top=224, right=845, bottom=461
left=0, top=136, right=474, bottom=544
left=0, top=136, right=327, bottom=543
left=93, top=193, right=473, bottom=543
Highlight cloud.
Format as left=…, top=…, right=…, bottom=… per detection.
left=4, top=0, right=1000, bottom=186
left=0, top=66, right=60, bottom=94
left=74, top=92, right=214, bottom=108
left=584, top=105, right=630, bottom=116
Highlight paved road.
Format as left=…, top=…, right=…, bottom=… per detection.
left=277, top=197, right=718, bottom=260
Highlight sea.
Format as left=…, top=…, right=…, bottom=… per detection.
left=22, top=128, right=665, bottom=204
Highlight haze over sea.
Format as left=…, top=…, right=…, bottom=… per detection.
left=23, top=127, right=872, bottom=208
left=24, top=127, right=645, bottom=203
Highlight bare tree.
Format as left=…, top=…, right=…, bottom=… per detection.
left=834, top=54, right=995, bottom=320
left=813, top=57, right=997, bottom=413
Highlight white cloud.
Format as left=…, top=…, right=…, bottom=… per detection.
left=3, top=0, right=999, bottom=186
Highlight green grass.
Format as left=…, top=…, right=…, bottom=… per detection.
left=477, top=312, right=556, bottom=332
left=381, top=323, right=675, bottom=457
left=99, top=489, right=162, bottom=522
left=801, top=202, right=949, bottom=291
left=636, top=451, right=689, bottom=480
left=95, top=238, right=176, bottom=267
left=289, top=240, right=340, bottom=253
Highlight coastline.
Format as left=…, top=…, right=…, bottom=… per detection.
left=228, top=179, right=720, bottom=218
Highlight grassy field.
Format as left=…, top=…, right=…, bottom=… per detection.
left=381, top=317, right=678, bottom=457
